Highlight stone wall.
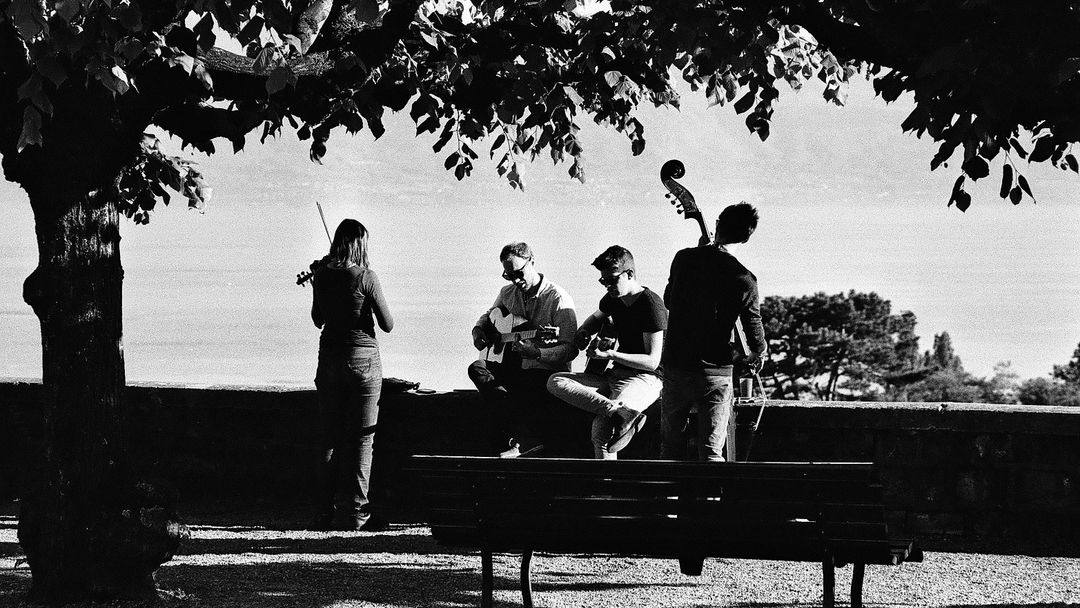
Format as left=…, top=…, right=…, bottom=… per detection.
left=2, top=380, right=1077, bottom=556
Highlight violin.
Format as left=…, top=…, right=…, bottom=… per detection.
left=296, top=255, right=330, bottom=286
left=297, top=200, right=334, bottom=286
left=660, top=159, right=711, bottom=246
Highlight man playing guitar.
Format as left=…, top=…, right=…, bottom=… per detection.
left=547, top=246, right=666, bottom=459
left=468, top=242, right=579, bottom=457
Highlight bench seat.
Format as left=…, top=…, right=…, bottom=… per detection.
left=408, top=456, right=922, bottom=608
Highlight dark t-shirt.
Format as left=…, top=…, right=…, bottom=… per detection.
left=662, top=245, right=765, bottom=372
left=599, top=287, right=667, bottom=371
left=313, top=265, right=386, bottom=350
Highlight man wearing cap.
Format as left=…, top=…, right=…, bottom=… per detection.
left=547, top=245, right=666, bottom=459
left=661, top=202, right=767, bottom=462
left=468, top=242, right=579, bottom=457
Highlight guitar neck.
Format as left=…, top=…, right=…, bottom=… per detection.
left=497, top=329, right=542, bottom=343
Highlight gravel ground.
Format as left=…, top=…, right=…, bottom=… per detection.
left=1, top=510, right=1078, bottom=608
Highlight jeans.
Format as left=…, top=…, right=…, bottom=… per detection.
left=315, top=347, right=382, bottom=522
left=547, top=367, right=662, bottom=459
left=660, top=364, right=733, bottom=462
left=468, top=359, right=583, bottom=454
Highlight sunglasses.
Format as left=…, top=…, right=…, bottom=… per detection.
left=502, top=259, right=532, bottom=281
left=597, top=269, right=628, bottom=286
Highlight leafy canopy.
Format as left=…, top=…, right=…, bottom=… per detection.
left=3, top=0, right=1079, bottom=216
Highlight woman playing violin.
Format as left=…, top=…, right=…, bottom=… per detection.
left=309, top=219, right=394, bottom=531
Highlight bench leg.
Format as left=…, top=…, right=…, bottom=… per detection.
left=481, top=549, right=494, bottom=608
left=678, top=555, right=705, bottom=576
left=822, top=554, right=835, bottom=608
left=851, top=563, right=865, bottom=608
left=520, top=550, right=534, bottom=608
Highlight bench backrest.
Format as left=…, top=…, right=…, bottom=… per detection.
left=408, top=456, right=908, bottom=564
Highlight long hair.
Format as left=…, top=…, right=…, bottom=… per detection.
left=329, top=219, right=370, bottom=268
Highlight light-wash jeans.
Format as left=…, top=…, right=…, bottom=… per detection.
left=660, top=364, right=733, bottom=462
left=547, top=367, right=663, bottom=459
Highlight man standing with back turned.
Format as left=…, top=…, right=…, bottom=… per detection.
left=661, top=202, right=766, bottom=462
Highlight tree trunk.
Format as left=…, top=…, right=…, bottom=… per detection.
left=18, top=189, right=182, bottom=603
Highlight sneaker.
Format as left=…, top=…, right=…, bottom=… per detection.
left=359, top=514, right=391, bottom=531
left=607, top=411, right=646, bottom=453
left=499, top=437, right=544, bottom=458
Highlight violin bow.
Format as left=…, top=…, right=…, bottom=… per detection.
left=316, top=200, right=332, bottom=244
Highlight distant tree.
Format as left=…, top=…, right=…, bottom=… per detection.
left=1018, top=377, right=1080, bottom=407
left=981, top=361, right=1021, bottom=404
left=1016, top=343, right=1080, bottom=406
left=898, top=332, right=991, bottom=403
left=760, top=291, right=916, bottom=401
left=904, top=370, right=985, bottom=403
left=1051, top=342, right=1080, bottom=385
left=925, top=332, right=963, bottom=372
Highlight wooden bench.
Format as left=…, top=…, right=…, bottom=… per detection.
left=407, top=455, right=922, bottom=608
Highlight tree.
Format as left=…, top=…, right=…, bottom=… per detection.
left=3, top=0, right=1080, bottom=602
left=760, top=291, right=916, bottom=400
left=1016, top=342, right=1080, bottom=406
left=1051, top=342, right=1080, bottom=385
left=1018, top=377, right=1080, bottom=407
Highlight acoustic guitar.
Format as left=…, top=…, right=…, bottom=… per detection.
left=481, top=307, right=559, bottom=365
left=584, top=318, right=617, bottom=375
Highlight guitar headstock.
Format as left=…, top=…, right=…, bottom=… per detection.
left=296, top=270, right=314, bottom=286
left=537, top=325, right=560, bottom=345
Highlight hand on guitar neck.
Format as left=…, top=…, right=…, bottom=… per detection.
left=581, top=320, right=618, bottom=375
left=479, top=308, right=559, bottom=365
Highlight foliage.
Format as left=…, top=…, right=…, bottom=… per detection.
left=760, top=290, right=917, bottom=400
left=1051, top=341, right=1080, bottom=385
left=3, top=1, right=1080, bottom=211
left=1018, top=377, right=1080, bottom=407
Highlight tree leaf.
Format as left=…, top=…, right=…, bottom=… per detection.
left=562, top=85, right=584, bottom=107
left=1066, top=154, right=1079, bottom=173
left=1017, top=173, right=1033, bottom=199
left=961, top=155, right=989, bottom=180
left=265, top=66, right=295, bottom=94
left=237, top=16, right=264, bottom=47
left=733, top=90, right=755, bottom=114
left=1028, top=137, right=1056, bottom=163
left=1009, top=185, right=1023, bottom=204
left=999, top=164, right=1013, bottom=199
left=954, top=189, right=971, bottom=212
left=17, top=106, right=42, bottom=152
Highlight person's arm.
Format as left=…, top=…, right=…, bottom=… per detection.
left=592, top=330, right=663, bottom=371
left=574, top=310, right=606, bottom=349
left=738, top=275, right=767, bottom=371
left=532, top=294, right=578, bottom=364
left=472, top=292, right=503, bottom=350
left=365, top=271, right=394, bottom=333
left=310, top=278, right=324, bottom=329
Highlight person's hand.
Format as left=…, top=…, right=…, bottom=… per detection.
left=586, top=340, right=614, bottom=361
left=746, top=354, right=764, bottom=374
left=511, top=339, right=541, bottom=360
left=472, top=327, right=490, bottom=351
left=574, top=328, right=593, bottom=350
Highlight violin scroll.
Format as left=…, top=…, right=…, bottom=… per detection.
left=660, top=159, right=710, bottom=244
left=296, top=255, right=331, bottom=287
left=660, top=159, right=686, bottom=182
